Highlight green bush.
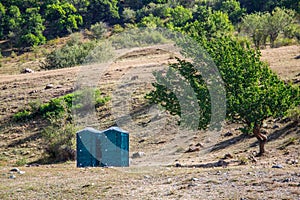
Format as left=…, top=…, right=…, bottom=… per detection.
left=83, top=41, right=115, bottom=64
left=112, top=24, right=124, bottom=34
left=90, top=22, right=107, bottom=39
left=42, top=40, right=97, bottom=69
left=15, top=158, right=28, bottom=166
left=34, top=89, right=110, bottom=161
left=111, top=28, right=168, bottom=49
left=273, top=37, right=297, bottom=48
left=13, top=110, right=32, bottom=122
left=286, top=106, right=300, bottom=123
left=42, top=116, right=78, bottom=161
left=13, top=89, right=110, bottom=122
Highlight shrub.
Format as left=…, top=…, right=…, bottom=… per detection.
left=122, top=8, right=136, bottom=23
left=83, top=41, right=115, bottom=64
left=90, top=22, right=107, bottom=39
left=39, top=89, right=110, bottom=161
left=112, top=24, right=124, bottom=34
left=13, top=89, right=110, bottom=123
left=111, top=28, right=168, bottom=49
left=42, top=40, right=97, bottom=69
left=13, top=110, right=32, bottom=122
left=286, top=106, right=300, bottom=123
left=273, top=37, right=297, bottom=48
left=15, top=158, right=28, bottom=166
left=42, top=112, right=78, bottom=161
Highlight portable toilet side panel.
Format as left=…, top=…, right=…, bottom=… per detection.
left=100, top=127, right=129, bottom=167
left=76, top=127, right=102, bottom=167
left=119, top=131, right=129, bottom=166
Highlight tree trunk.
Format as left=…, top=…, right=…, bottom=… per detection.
left=253, top=123, right=267, bottom=156
left=270, top=33, right=278, bottom=48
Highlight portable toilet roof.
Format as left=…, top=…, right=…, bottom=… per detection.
left=76, top=127, right=129, bottom=167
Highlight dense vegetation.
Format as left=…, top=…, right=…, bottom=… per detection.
left=0, top=0, right=299, bottom=50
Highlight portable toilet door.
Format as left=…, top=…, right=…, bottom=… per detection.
left=99, top=127, right=129, bottom=167
left=76, top=127, right=102, bottom=167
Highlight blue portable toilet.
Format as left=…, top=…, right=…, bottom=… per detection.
left=76, top=127, right=129, bottom=167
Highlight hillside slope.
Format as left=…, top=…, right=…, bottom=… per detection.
left=0, top=45, right=299, bottom=199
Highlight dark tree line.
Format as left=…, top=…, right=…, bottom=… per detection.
left=0, top=0, right=299, bottom=49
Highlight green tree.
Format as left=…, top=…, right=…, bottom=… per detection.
left=147, top=36, right=299, bottom=155
left=165, top=5, right=193, bottom=28
left=45, top=2, right=83, bottom=38
left=217, top=0, right=245, bottom=24
left=122, top=7, right=136, bottom=23
left=139, top=14, right=164, bottom=28
left=238, top=0, right=300, bottom=14
left=0, top=3, right=6, bottom=39
left=20, top=7, right=46, bottom=47
left=5, top=5, right=22, bottom=47
left=266, top=7, right=295, bottom=47
left=85, top=0, right=119, bottom=25
left=184, top=7, right=234, bottom=41
left=137, top=2, right=168, bottom=21
left=241, top=12, right=268, bottom=48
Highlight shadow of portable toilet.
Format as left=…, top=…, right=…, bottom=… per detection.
left=76, top=127, right=129, bottom=167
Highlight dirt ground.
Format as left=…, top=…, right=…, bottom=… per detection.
left=0, top=45, right=299, bottom=199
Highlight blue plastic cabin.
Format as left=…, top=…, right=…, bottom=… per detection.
left=76, top=127, right=129, bottom=167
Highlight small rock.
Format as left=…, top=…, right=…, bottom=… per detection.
left=293, top=160, right=298, bottom=164
left=10, top=168, right=20, bottom=173
left=223, top=153, right=233, bottom=159
left=131, top=75, right=138, bottom=80
left=272, top=125, right=279, bottom=129
left=282, top=178, right=292, bottom=183
left=216, top=159, right=228, bottom=167
left=224, top=132, right=233, bottom=137
left=23, top=68, right=34, bottom=73
left=167, top=178, right=172, bottom=183
left=144, top=175, right=150, bottom=179
left=191, top=177, right=199, bottom=181
left=82, top=183, right=94, bottom=188
left=216, top=171, right=222, bottom=175
left=132, top=152, right=145, bottom=159
left=18, top=171, right=25, bottom=175
left=188, top=183, right=197, bottom=187
left=45, top=84, right=54, bottom=89
left=195, top=143, right=203, bottom=147
left=9, top=175, right=16, bottom=179
left=175, top=162, right=182, bottom=167
left=185, top=147, right=200, bottom=153
left=262, top=123, right=268, bottom=128
left=286, top=159, right=298, bottom=165
left=248, top=155, right=257, bottom=163
left=25, top=163, right=40, bottom=167
left=272, top=164, right=284, bottom=169
left=29, top=90, right=38, bottom=94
